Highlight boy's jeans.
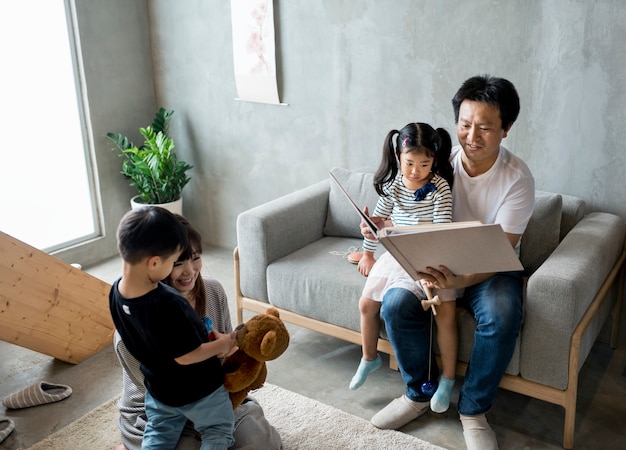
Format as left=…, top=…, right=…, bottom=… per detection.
left=144, top=385, right=235, bottom=450
left=381, top=272, right=523, bottom=415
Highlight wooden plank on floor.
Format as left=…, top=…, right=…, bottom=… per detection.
left=0, top=231, right=114, bottom=364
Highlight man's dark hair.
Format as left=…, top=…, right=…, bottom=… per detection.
left=452, top=75, right=520, bottom=130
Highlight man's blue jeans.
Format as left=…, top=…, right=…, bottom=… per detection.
left=381, top=272, right=523, bottom=415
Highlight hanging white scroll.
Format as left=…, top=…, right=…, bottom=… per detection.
left=231, top=0, right=283, bottom=105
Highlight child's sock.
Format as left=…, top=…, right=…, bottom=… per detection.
left=430, top=376, right=455, bottom=413
left=349, top=354, right=382, bottom=390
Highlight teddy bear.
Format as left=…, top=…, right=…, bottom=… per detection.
left=222, top=307, right=290, bottom=408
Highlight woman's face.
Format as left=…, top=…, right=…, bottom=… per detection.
left=169, top=247, right=203, bottom=296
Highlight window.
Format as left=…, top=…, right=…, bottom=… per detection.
left=0, top=0, right=99, bottom=252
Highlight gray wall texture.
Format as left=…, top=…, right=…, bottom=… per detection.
left=72, top=0, right=626, bottom=258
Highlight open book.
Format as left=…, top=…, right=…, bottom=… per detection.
left=329, top=170, right=524, bottom=277
left=378, top=222, right=524, bottom=276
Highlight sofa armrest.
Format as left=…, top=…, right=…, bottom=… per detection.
left=236, top=179, right=330, bottom=301
left=520, top=212, right=625, bottom=389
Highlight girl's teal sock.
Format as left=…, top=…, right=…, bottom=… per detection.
left=430, top=376, right=455, bottom=413
left=349, top=354, right=382, bottom=390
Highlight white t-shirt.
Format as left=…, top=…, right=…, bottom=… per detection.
left=450, top=145, right=535, bottom=253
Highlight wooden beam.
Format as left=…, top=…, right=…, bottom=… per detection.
left=0, top=231, right=114, bottom=364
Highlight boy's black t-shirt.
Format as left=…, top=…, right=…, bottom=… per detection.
left=109, top=279, right=224, bottom=406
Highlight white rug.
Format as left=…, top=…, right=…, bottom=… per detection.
left=29, top=383, right=445, bottom=449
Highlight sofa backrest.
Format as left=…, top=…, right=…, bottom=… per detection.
left=520, top=192, right=563, bottom=274
left=323, top=167, right=378, bottom=239
left=559, top=193, right=587, bottom=240
left=520, top=191, right=587, bottom=275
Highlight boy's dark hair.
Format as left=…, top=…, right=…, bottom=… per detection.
left=116, top=206, right=188, bottom=264
left=451, top=75, right=520, bottom=130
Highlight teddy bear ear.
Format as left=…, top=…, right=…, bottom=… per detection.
left=261, top=330, right=277, bottom=357
left=266, top=307, right=280, bottom=319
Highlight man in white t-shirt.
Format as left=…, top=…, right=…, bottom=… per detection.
left=365, top=75, right=534, bottom=450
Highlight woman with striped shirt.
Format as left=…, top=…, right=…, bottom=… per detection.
left=350, top=122, right=458, bottom=415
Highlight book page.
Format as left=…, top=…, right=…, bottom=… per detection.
left=379, top=221, right=483, bottom=236
left=378, top=222, right=523, bottom=276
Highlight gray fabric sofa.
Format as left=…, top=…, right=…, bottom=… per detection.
left=235, top=167, right=625, bottom=449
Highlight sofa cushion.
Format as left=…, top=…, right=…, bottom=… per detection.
left=520, top=192, right=563, bottom=275
left=267, top=236, right=370, bottom=331
left=323, top=167, right=379, bottom=239
left=559, top=194, right=586, bottom=240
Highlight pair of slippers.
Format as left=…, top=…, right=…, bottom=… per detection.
left=0, top=382, right=71, bottom=445
left=2, top=381, right=72, bottom=410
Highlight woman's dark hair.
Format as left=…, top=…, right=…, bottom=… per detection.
left=451, top=74, right=520, bottom=130
left=373, top=122, right=453, bottom=196
left=116, top=206, right=188, bottom=264
left=163, top=214, right=206, bottom=317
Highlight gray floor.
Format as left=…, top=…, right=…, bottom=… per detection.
left=1, top=246, right=625, bottom=449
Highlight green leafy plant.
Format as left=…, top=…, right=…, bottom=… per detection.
left=107, top=108, right=193, bottom=204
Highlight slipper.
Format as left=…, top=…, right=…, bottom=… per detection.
left=370, top=394, right=429, bottom=429
left=347, top=252, right=362, bottom=264
left=0, top=418, right=15, bottom=444
left=2, top=381, right=72, bottom=409
left=461, top=414, right=498, bottom=450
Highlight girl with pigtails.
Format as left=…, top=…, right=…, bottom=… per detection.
left=350, top=122, right=458, bottom=415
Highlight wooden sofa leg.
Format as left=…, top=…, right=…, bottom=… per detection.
left=389, top=354, right=398, bottom=371
left=610, top=262, right=625, bottom=348
left=563, top=399, right=575, bottom=449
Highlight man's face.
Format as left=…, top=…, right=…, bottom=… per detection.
left=456, top=100, right=510, bottom=175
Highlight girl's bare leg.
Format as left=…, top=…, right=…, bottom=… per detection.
left=350, top=296, right=382, bottom=390
left=431, top=301, right=458, bottom=412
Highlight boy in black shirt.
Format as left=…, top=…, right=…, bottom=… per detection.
left=110, top=207, right=236, bottom=449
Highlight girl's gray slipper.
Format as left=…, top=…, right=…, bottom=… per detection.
left=0, top=418, right=15, bottom=443
left=2, top=381, right=72, bottom=409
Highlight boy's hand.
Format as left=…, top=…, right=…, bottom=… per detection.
left=213, top=330, right=238, bottom=358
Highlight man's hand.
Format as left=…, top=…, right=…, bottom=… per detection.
left=417, top=265, right=460, bottom=290
left=417, top=265, right=492, bottom=290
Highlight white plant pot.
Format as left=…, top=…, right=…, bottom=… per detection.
left=130, top=196, right=183, bottom=216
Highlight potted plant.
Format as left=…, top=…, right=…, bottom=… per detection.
left=107, top=108, right=193, bottom=213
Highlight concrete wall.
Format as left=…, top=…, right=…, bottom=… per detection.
left=68, top=0, right=626, bottom=257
